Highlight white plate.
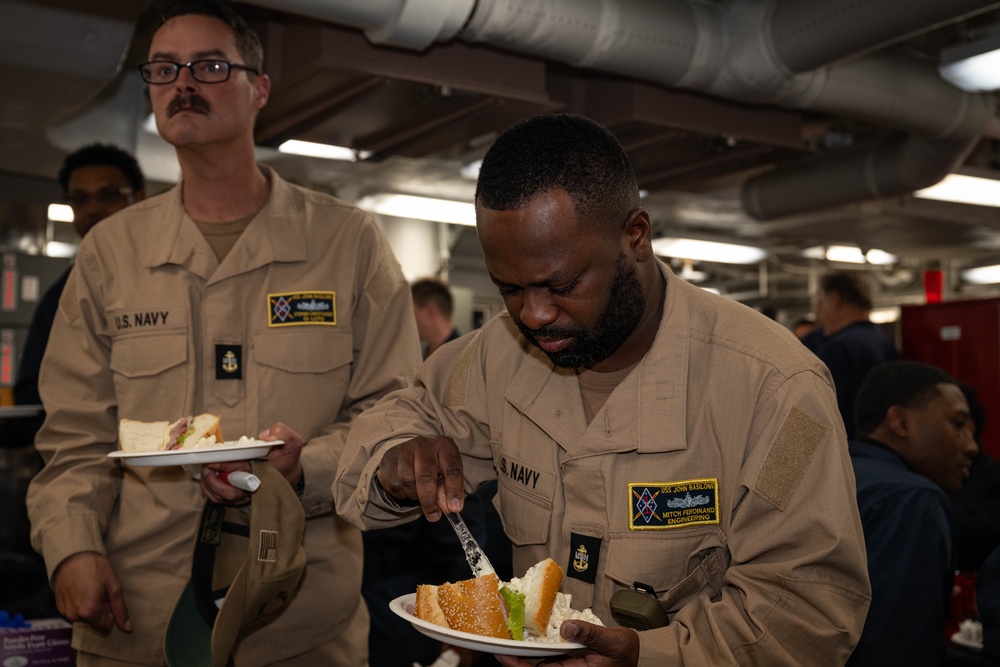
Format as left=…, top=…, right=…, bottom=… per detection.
left=951, top=631, right=983, bottom=652
left=389, top=593, right=586, bottom=658
left=107, top=440, right=283, bottom=467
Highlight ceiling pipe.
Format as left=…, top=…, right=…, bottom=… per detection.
left=454, top=0, right=999, bottom=220
left=240, top=0, right=1000, bottom=219
left=239, top=0, right=477, bottom=50
left=768, top=0, right=1000, bottom=73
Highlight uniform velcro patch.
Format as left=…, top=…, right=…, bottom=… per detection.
left=444, top=330, right=482, bottom=406
left=753, top=408, right=828, bottom=511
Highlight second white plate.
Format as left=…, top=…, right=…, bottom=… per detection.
left=951, top=631, right=983, bottom=652
left=389, top=593, right=586, bottom=658
left=107, top=440, right=283, bottom=467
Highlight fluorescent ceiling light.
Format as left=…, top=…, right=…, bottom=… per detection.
left=278, top=139, right=371, bottom=161
left=864, top=249, right=897, bottom=265
left=824, top=245, right=866, bottom=264
left=48, top=204, right=73, bottom=222
left=802, top=245, right=896, bottom=265
left=939, top=25, right=1000, bottom=92
left=356, top=193, right=476, bottom=227
left=45, top=241, right=77, bottom=258
left=962, top=264, right=1000, bottom=285
left=651, top=237, right=766, bottom=264
left=914, top=174, right=1000, bottom=208
left=870, top=307, right=900, bottom=324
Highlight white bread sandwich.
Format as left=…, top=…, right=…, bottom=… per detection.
left=118, top=414, right=223, bottom=452
left=412, top=558, right=603, bottom=642
left=418, top=573, right=509, bottom=639
left=503, top=558, right=563, bottom=636
left=117, top=419, right=171, bottom=453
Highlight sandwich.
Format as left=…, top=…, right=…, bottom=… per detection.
left=117, top=419, right=171, bottom=453
left=162, top=413, right=223, bottom=450
left=118, top=413, right=223, bottom=452
left=502, top=558, right=563, bottom=637
left=417, top=572, right=509, bottom=639
left=413, top=557, right=602, bottom=642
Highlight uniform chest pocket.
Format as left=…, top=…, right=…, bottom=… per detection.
left=604, top=528, right=729, bottom=614
left=496, top=475, right=551, bottom=547
left=254, top=329, right=353, bottom=373
left=109, top=333, right=189, bottom=417
left=253, top=329, right=353, bottom=432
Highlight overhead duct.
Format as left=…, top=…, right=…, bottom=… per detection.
left=241, top=0, right=1000, bottom=220
left=454, top=0, right=999, bottom=220
left=238, top=0, right=477, bottom=50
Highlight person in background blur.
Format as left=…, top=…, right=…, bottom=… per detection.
left=847, top=360, right=977, bottom=667
left=978, top=543, right=1000, bottom=665
left=8, top=144, right=145, bottom=446
left=950, top=384, right=1000, bottom=573
left=411, top=278, right=461, bottom=359
left=802, top=270, right=898, bottom=439
left=791, top=316, right=817, bottom=340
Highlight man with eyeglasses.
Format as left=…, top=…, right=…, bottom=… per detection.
left=26, top=1, right=420, bottom=666
left=6, top=144, right=145, bottom=448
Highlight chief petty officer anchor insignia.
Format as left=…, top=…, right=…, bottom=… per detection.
left=216, top=345, right=242, bottom=380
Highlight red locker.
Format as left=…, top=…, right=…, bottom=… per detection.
left=901, top=298, right=1000, bottom=459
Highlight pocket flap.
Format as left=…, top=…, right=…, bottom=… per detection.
left=110, top=334, right=188, bottom=378
left=254, top=330, right=353, bottom=373
left=497, top=477, right=551, bottom=546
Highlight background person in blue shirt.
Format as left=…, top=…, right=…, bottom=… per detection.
left=802, top=270, right=898, bottom=439
left=847, top=360, right=977, bottom=666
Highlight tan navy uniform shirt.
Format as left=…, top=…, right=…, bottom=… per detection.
left=336, top=262, right=871, bottom=666
left=28, top=166, right=422, bottom=665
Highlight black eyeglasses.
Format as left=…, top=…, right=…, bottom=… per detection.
left=138, top=59, right=259, bottom=85
left=66, top=187, right=134, bottom=208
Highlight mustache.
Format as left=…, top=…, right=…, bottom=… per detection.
left=167, top=94, right=211, bottom=117
left=518, top=323, right=581, bottom=341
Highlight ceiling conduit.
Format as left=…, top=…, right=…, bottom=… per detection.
left=243, top=0, right=1000, bottom=220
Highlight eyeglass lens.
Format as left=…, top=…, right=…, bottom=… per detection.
left=140, top=60, right=253, bottom=84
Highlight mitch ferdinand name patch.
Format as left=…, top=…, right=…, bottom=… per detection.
left=628, top=479, right=720, bottom=530
left=268, top=292, right=336, bottom=327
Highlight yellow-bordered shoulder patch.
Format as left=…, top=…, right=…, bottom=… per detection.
left=628, top=479, right=720, bottom=530
left=268, top=291, right=336, bottom=327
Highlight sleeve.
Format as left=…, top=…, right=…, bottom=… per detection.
left=636, top=369, right=872, bottom=666
left=302, top=215, right=423, bottom=517
left=25, top=252, right=122, bottom=580
left=334, top=324, right=497, bottom=528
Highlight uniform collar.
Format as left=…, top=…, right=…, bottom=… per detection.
left=143, top=165, right=307, bottom=283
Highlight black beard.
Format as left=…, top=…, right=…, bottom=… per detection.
left=518, top=253, right=646, bottom=369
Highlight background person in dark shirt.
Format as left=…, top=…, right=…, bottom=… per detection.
left=411, top=278, right=462, bottom=358
left=8, top=144, right=145, bottom=446
left=950, top=383, right=1000, bottom=573
left=847, top=360, right=977, bottom=667
left=802, top=270, right=898, bottom=439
